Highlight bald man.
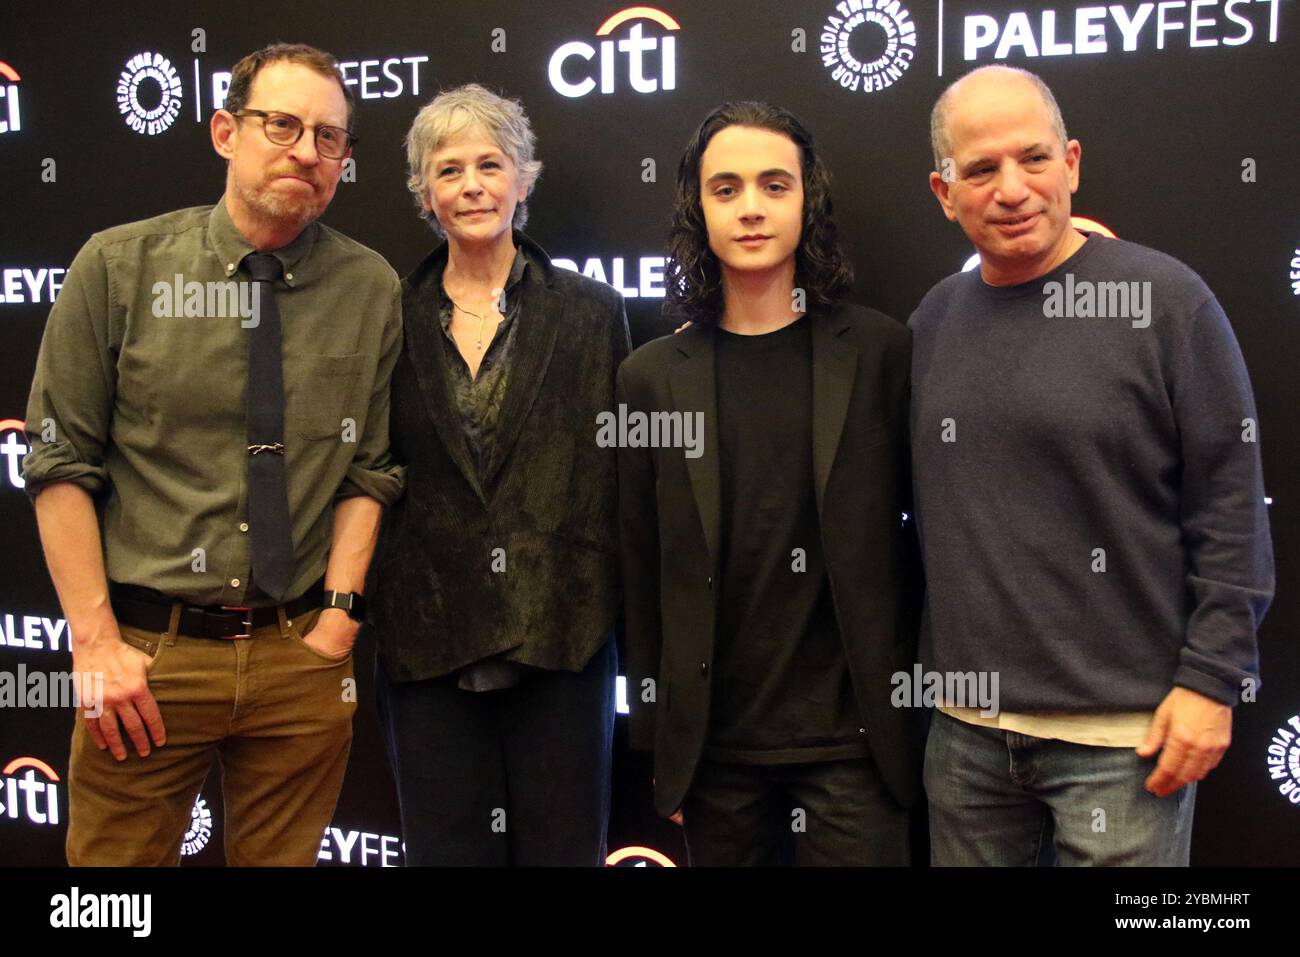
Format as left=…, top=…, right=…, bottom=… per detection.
left=908, top=66, right=1272, bottom=866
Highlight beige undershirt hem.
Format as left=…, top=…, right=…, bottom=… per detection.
left=938, top=706, right=1155, bottom=748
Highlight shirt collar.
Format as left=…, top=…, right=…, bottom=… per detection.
left=208, top=196, right=320, bottom=288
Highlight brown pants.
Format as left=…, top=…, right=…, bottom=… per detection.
left=66, top=605, right=354, bottom=866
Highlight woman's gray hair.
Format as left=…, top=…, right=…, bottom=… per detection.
left=404, top=83, right=543, bottom=236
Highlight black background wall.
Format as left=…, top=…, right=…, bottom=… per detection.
left=0, top=0, right=1296, bottom=866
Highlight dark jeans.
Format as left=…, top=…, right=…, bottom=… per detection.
left=376, top=638, right=616, bottom=866
left=681, top=752, right=910, bottom=866
left=925, top=710, right=1197, bottom=866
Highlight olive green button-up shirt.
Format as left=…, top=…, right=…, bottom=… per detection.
left=22, top=199, right=406, bottom=607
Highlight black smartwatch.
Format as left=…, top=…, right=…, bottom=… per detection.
left=323, top=590, right=367, bottom=622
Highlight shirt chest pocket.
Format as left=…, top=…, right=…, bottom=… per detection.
left=285, top=352, right=366, bottom=440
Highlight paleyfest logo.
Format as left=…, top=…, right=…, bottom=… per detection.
left=821, top=0, right=917, bottom=94
left=117, top=52, right=183, bottom=136
left=960, top=1, right=1282, bottom=62
left=115, top=50, right=430, bottom=136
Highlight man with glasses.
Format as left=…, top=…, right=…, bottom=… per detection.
left=22, top=43, right=404, bottom=865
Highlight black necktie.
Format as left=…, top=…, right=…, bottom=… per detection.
left=243, top=253, right=296, bottom=602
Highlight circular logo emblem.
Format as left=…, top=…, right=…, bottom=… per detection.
left=181, top=796, right=213, bottom=855
left=606, top=845, right=678, bottom=867
left=1267, top=714, right=1300, bottom=806
left=820, top=2, right=917, bottom=94
left=116, top=51, right=183, bottom=136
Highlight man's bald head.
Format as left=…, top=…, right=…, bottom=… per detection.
left=930, top=66, right=1068, bottom=172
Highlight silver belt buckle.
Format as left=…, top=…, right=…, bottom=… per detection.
left=220, top=605, right=254, bottom=639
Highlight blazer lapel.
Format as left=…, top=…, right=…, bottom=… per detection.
left=668, top=326, right=722, bottom=577
left=480, top=277, right=561, bottom=489
left=811, top=308, right=857, bottom=519
left=402, top=262, right=487, bottom=504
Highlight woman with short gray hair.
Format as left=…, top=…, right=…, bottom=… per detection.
left=369, top=83, right=631, bottom=865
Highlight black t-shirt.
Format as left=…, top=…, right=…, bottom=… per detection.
left=706, top=315, right=867, bottom=764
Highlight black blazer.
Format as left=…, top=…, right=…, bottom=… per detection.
left=617, top=303, right=924, bottom=817
left=369, top=231, right=631, bottom=681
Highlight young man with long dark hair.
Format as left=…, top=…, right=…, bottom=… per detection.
left=618, top=102, right=922, bottom=865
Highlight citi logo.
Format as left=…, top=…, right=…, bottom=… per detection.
left=607, top=846, right=677, bottom=866
left=1, top=418, right=28, bottom=491
left=0, top=756, right=60, bottom=826
left=549, top=6, right=679, bottom=98
left=0, top=61, right=21, bottom=134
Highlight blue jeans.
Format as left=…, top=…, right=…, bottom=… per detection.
left=924, top=710, right=1196, bottom=866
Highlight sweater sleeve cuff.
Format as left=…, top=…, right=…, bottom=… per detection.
left=1172, top=663, right=1245, bottom=708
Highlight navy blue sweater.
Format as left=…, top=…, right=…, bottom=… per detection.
left=909, top=235, right=1273, bottom=711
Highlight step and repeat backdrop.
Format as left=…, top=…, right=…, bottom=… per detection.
left=0, top=0, right=1296, bottom=866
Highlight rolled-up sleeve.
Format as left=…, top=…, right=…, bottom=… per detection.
left=22, top=238, right=117, bottom=499
left=335, top=281, right=407, bottom=505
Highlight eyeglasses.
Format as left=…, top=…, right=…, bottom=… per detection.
left=231, top=109, right=357, bottom=160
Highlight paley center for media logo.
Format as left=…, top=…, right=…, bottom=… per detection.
left=549, top=6, right=680, bottom=98
left=117, top=51, right=184, bottom=136
left=183, top=797, right=213, bottom=855
left=0, top=60, right=22, bottom=134
left=116, top=46, right=429, bottom=136
left=820, top=0, right=918, bottom=94
left=1267, top=713, right=1300, bottom=806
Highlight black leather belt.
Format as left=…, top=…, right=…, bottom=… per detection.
left=109, top=579, right=325, bottom=639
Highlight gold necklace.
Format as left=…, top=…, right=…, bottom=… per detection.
left=445, top=295, right=498, bottom=350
